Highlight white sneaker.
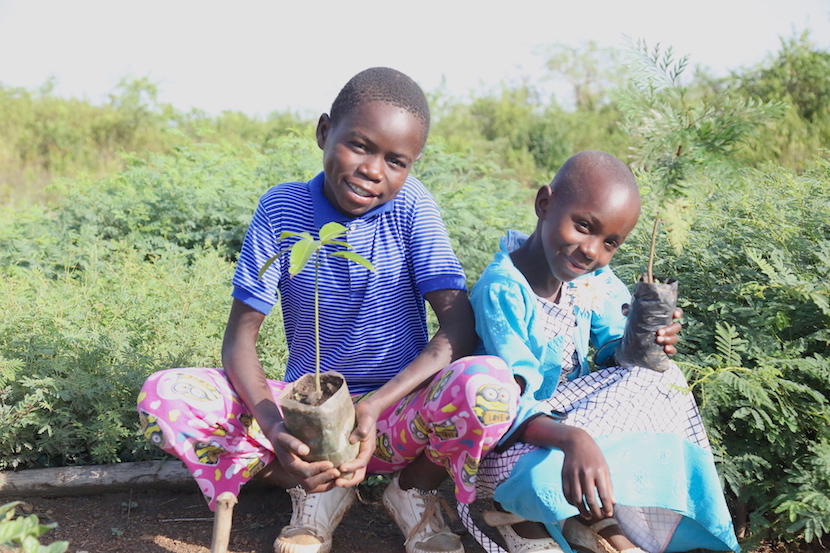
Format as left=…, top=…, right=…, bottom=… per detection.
left=382, top=473, right=464, bottom=553
left=274, top=486, right=357, bottom=553
left=482, top=510, right=563, bottom=553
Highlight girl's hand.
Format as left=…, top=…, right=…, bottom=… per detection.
left=267, top=420, right=341, bottom=493
left=656, top=307, right=684, bottom=355
left=335, top=399, right=380, bottom=487
left=560, top=427, right=615, bottom=520
left=525, top=417, right=614, bottom=520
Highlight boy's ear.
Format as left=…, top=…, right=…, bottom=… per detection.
left=316, top=114, right=332, bottom=149
left=534, top=185, right=553, bottom=219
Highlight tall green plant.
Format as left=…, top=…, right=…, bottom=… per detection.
left=258, top=221, right=374, bottom=394
left=618, top=39, right=785, bottom=282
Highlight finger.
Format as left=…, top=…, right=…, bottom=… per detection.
left=583, top=488, right=603, bottom=520
left=334, top=466, right=366, bottom=487
left=568, top=479, right=592, bottom=520
left=339, top=440, right=373, bottom=475
left=274, top=431, right=312, bottom=458
left=596, top=477, right=615, bottom=518
left=621, top=303, right=629, bottom=316
left=673, top=307, right=684, bottom=319
left=298, top=465, right=342, bottom=492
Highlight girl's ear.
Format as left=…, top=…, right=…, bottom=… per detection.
left=316, top=114, right=332, bottom=150
left=534, top=184, right=553, bottom=219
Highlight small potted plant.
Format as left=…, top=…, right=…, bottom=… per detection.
left=259, top=221, right=375, bottom=466
left=613, top=40, right=783, bottom=371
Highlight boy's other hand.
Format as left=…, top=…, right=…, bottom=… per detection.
left=656, top=307, right=684, bottom=355
left=335, top=400, right=379, bottom=487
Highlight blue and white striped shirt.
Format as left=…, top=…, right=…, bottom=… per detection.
left=232, top=172, right=467, bottom=394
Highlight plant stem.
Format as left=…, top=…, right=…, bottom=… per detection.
left=314, top=251, right=321, bottom=394
left=647, top=217, right=660, bottom=284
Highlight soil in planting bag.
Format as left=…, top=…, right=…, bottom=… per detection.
left=278, top=371, right=359, bottom=468
left=615, top=275, right=678, bottom=372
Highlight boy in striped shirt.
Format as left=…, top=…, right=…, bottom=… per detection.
left=138, top=67, right=518, bottom=553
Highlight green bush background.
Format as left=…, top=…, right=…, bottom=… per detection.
left=1, top=32, right=829, bottom=551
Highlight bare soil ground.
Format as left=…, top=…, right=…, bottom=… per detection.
left=8, top=482, right=809, bottom=553
left=10, top=481, right=494, bottom=553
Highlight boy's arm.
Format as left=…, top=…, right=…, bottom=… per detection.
left=222, top=299, right=342, bottom=492
left=339, top=289, right=476, bottom=478
left=523, top=416, right=615, bottom=520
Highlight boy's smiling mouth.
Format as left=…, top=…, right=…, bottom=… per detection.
left=347, top=180, right=376, bottom=198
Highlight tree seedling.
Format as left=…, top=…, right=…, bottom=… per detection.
left=258, top=221, right=375, bottom=396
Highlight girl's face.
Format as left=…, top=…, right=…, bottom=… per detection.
left=536, top=175, right=640, bottom=283
left=316, top=101, right=425, bottom=218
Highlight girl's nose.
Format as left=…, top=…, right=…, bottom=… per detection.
left=581, top=237, right=600, bottom=261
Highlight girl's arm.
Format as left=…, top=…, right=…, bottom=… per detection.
left=338, top=288, right=477, bottom=480
left=523, top=415, right=615, bottom=521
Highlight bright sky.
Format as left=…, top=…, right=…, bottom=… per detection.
left=0, top=0, right=828, bottom=118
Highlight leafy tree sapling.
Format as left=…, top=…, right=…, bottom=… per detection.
left=258, top=221, right=374, bottom=464
left=614, top=39, right=785, bottom=370
left=259, top=221, right=375, bottom=397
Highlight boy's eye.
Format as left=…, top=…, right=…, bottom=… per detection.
left=605, top=239, right=619, bottom=249
left=350, top=142, right=367, bottom=151
left=388, top=158, right=407, bottom=169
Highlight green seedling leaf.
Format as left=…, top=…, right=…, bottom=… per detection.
left=329, top=251, right=375, bottom=272
left=319, top=221, right=347, bottom=242
left=288, top=238, right=317, bottom=275
left=279, top=231, right=312, bottom=241
left=325, top=240, right=351, bottom=248
left=257, top=246, right=292, bottom=279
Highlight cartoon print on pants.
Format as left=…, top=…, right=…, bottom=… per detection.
left=139, top=411, right=166, bottom=448
left=156, top=369, right=224, bottom=412
left=410, top=412, right=430, bottom=441
left=432, top=420, right=459, bottom=441
left=424, top=369, right=454, bottom=404
left=194, top=441, right=226, bottom=465
left=460, top=453, right=480, bottom=488
left=473, top=384, right=512, bottom=425
left=374, top=432, right=395, bottom=463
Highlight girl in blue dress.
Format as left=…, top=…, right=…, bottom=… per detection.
left=465, top=151, right=740, bottom=553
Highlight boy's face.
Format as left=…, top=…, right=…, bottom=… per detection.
left=536, top=172, right=640, bottom=283
left=316, top=101, right=425, bottom=217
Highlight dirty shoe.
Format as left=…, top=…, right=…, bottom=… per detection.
left=382, top=473, right=464, bottom=553
left=274, top=486, right=357, bottom=553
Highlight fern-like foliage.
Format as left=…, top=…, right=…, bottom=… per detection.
left=618, top=38, right=786, bottom=282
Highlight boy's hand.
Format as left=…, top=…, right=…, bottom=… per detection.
left=335, top=399, right=380, bottom=487
left=655, top=307, right=684, bottom=355
left=268, top=420, right=341, bottom=493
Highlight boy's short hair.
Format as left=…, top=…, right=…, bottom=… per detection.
left=330, top=67, right=431, bottom=136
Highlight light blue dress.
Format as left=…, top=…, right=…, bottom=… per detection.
left=466, top=232, right=740, bottom=553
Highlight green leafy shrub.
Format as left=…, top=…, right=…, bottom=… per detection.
left=0, top=501, right=68, bottom=552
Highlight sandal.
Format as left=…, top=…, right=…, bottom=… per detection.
left=561, top=517, right=646, bottom=553
left=482, top=510, right=563, bottom=553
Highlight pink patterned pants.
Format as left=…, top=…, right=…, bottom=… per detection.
left=137, top=356, right=518, bottom=510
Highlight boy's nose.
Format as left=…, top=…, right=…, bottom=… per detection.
left=359, top=156, right=382, bottom=182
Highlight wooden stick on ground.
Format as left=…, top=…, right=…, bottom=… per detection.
left=210, top=491, right=238, bottom=553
